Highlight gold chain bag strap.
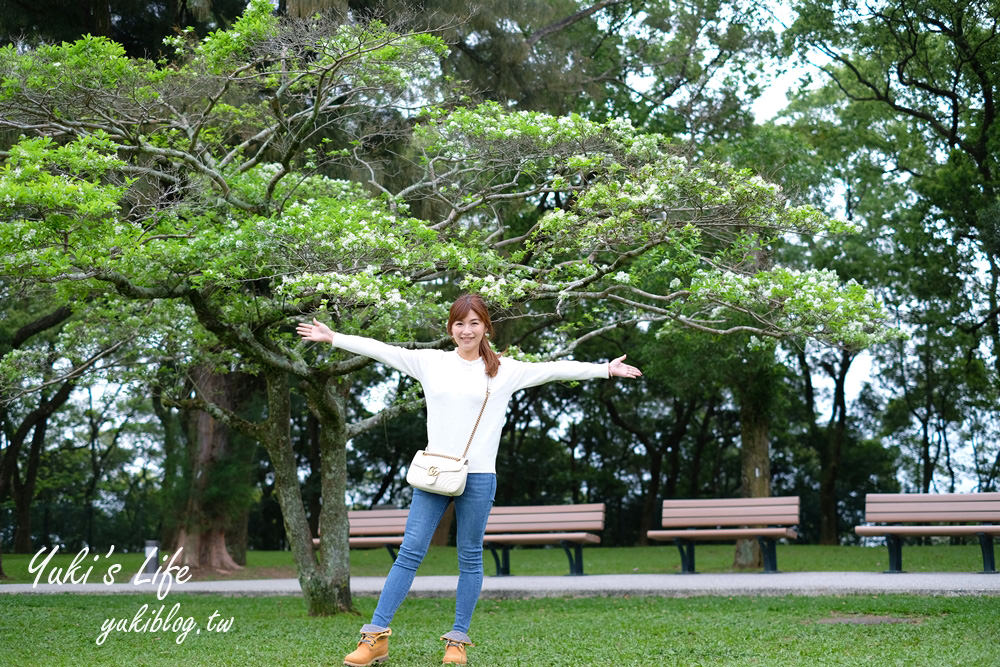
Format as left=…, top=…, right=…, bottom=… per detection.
left=406, top=378, right=491, bottom=496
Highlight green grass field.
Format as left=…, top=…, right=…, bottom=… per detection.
left=4, top=545, right=999, bottom=665
left=2, top=593, right=998, bottom=666
left=0, top=542, right=991, bottom=584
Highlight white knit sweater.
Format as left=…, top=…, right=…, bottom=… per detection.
left=331, top=334, right=609, bottom=473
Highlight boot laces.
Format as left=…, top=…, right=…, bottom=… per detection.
left=445, top=640, right=465, bottom=649
left=359, top=631, right=386, bottom=648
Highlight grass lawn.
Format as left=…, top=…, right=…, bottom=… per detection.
left=1, top=593, right=998, bottom=666
left=1, top=543, right=991, bottom=584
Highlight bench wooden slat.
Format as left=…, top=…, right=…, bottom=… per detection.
left=349, top=526, right=411, bottom=536
left=659, top=513, right=799, bottom=528
left=855, top=525, right=1000, bottom=537
left=865, top=500, right=1000, bottom=512
left=486, top=513, right=604, bottom=519
left=485, top=520, right=604, bottom=532
left=349, top=536, right=406, bottom=547
left=662, top=505, right=798, bottom=518
left=865, top=511, right=1000, bottom=522
left=348, top=517, right=411, bottom=528
left=649, top=527, right=798, bottom=541
left=484, top=532, right=601, bottom=545
left=660, top=497, right=799, bottom=509
left=349, top=515, right=410, bottom=522
left=866, top=492, right=1000, bottom=502
left=486, top=511, right=604, bottom=524
left=661, top=505, right=798, bottom=518
left=488, top=503, right=605, bottom=514
left=347, top=509, right=410, bottom=521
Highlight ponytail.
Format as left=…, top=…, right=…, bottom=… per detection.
left=480, top=337, right=500, bottom=378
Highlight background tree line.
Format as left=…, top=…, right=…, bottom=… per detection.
left=1, top=0, right=996, bottom=612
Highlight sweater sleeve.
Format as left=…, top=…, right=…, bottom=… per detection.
left=509, top=357, right=609, bottom=391
left=330, top=333, right=430, bottom=381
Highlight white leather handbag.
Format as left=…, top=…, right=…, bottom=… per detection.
left=406, top=380, right=490, bottom=496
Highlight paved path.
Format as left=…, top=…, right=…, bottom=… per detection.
left=4, top=571, right=999, bottom=597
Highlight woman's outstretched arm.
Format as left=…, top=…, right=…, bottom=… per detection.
left=296, top=318, right=429, bottom=380
left=510, top=352, right=643, bottom=390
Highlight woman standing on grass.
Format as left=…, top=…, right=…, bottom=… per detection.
left=297, top=294, right=641, bottom=666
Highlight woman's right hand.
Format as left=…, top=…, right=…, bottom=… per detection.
left=296, top=318, right=335, bottom=344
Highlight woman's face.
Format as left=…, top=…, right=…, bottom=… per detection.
left=450, top=311, right=486, bottom=357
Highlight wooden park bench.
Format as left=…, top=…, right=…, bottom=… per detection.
left=312, top=508, right=409, bottom=559
left=646, top=496, right=800, bottom=573
left=483, top=503, right=605, bottom=576
left=854, top=492, right=1000, bottom=573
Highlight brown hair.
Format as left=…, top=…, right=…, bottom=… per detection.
left=447, top=294, right=500, bottom=377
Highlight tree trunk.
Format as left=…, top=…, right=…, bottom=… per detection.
left=2, top=375, right=75, bottom=553
left=293, top=372, right=354, bottom=615
left=81, top=0, right=112, bottom=37
left=12, top=489, right=33, bottom=553
left=12, top=414, right=48, bottom=553
left=663, top=400, right=693, bottom=499
left=284, top=0, right=348, bottom=19
left=170, top=366, right=244, bottom=572
left=431, top=503, right=454, bottom=546
left=228, top=506, right=250, bottom=566
left=311, top=376, right=354, bottom=615
left=151, top=384, right=187, bottom=551
left=818, top=350, right=853, bottom=545
left=183, top=0, right=213, bottom=22
left=637, top=448, right=664, bottom=546
left=734, top=386, right=771, bottom=570
left=305, top=412, right=323, bottom=539
left=687, top=400, right=717, bottom=498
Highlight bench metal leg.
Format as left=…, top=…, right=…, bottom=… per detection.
left=385, top=545, right=398, bottom=560
left=485, top=544, right=511, bottom=576
left=560, top=540, right=585, bottom=576
left=977, top=533, right=997, bottom=573
left=885, top=535, right=903, bottom=573
left=757, top=537, right=779, bottom=573
left=674, top=538, right=696, bottom=574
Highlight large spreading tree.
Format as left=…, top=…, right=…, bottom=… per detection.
left=1, top=1, right=893, bottom=613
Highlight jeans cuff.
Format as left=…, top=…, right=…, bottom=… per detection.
left=441, top=629, right=472, bottom=644
left=360, top=623, right=390, bottom=634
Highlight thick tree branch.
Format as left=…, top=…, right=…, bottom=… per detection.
left=345, top=396, right=426, bottom=439
left=11, top=305, right=73, bottom=349
left=525, top=0, right=625, bottom=48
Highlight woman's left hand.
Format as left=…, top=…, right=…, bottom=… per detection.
left=609, top=354, right=642, bottom=379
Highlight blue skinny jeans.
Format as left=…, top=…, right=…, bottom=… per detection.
left=367, top=472, right=496, bottom=635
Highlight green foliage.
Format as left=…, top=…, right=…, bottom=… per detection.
left=195, top=0, right=280, bottom=73
left=781, top=0, right=1000, bottom=492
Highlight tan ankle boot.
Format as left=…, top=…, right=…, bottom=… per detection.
left=441, top=637, right=473, bottom=664
left=343, top=628, right=391, bottom=666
